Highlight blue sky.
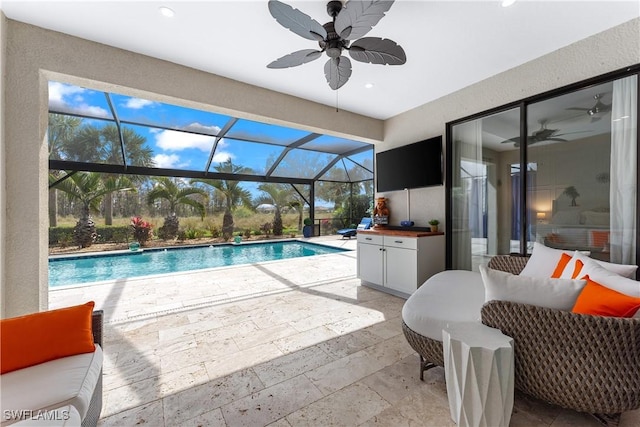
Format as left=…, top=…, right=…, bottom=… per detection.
left=48, top=81, right=373, bottom=204
left=48, top=81, right=372, bottom=180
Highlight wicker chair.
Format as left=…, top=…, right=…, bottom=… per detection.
left=83, top=310, right=104, bottom=427
left=402, top=255, right=640, bottom=421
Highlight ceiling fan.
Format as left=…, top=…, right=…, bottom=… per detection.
left=266, top=0, right=406, bottom=90
left=566, top=93, right=612, bottom=122
left=502, top=119, right=588, bottom=147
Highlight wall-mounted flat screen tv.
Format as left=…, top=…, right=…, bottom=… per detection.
left=376, top=135, right=443, bottom=193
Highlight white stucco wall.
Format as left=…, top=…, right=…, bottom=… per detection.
left=382, top=18, right=640, bottom=229
left=2, top=17, right=639, bottom=317
left=0, top=12, right=7, bottom=317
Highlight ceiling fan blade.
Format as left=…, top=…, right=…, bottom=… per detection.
left=546, top=138, right=568, bottom=142
left=566, top=107, right=590, bottom=111
left=268, top=0, right=327, bottom=41
left=267, top=49, right=322, bottom=69
left=335, top=0, right=394, bottom=40
left=348, top=37, right=406, bottom=65
left=324, top=56, right=352, bottom=90
left=501, top=137, right=520, bottom=145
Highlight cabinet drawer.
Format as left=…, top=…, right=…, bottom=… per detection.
left=383, top=236, right=417, bottom=250
left=357, top=234, right=383, bottom=245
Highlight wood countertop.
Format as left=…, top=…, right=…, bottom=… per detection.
left=358, top=228, right=444, bottom=237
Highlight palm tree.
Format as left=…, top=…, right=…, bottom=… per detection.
left=63, top=124, right=154, bottom=225
left=51, top=172, right=135, bottom=247
left=192, top=159, right=253, bottom=239
left=100, top=125, right=154, bottom=225
left=287, top=184, right=310, bottom=231
left=257, top=183, right=295, bottom=236
left=48, top=114, right=82, bottom=226
left=147, top=177, right=208, bottom=239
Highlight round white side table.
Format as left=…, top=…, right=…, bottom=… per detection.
left=442, top=323, right=514, bottom=427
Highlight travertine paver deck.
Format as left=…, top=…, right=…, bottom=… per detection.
left=48, top=237, right=640, bottom=426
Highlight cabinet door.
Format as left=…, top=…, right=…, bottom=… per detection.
left=357, top=243, right=384, bottom=286
left=384, top=246, right=417, bottom=295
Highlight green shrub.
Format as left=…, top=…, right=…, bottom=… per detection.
left=233, top=206, right=254, bottom=219
left=260, top=222, right=272, bottom=236
left=208, top=224, right=221, bottom=238
left=184, top=228, right=204, bottom=239
left=58, top=231, right=73, bottom=248
left=51, top=225, right=130, bottom=245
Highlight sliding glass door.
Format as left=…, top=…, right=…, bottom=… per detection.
left=450, top=108, right=520, bottom=270
left=448, top=71, right=638, bottom=271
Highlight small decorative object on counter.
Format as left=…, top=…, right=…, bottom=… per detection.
left=373, top=197, right=390, bottom=228
left=428, top=219, right=440, bottom=232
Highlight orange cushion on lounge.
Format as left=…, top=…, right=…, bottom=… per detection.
left=0, top=301, right=95, bottom=374
left=551, top=253, right=572, bottom=278
left=572, top=277, right=640, bottom=317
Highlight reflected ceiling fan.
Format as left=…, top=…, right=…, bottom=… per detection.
left=267, top=0, right=406, bottom=90
left=566, top=93, right=612, bottom=122
left=502, top=119, right=589, bottom=147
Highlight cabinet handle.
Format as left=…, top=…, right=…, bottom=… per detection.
left=365, top=237, right=372, bottom=241
left=394, top=240, right=403, bottom=244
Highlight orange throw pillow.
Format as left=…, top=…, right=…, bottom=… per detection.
left=0, top=301, right=95, bottom=374
left=572, top=276, right=640, bottom=317
left=570, top=259, right=584, bottom=279
left=551, top=253, right=572, bottom=278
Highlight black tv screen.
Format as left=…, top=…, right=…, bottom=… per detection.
left=376, top=136, right=443, bottom=193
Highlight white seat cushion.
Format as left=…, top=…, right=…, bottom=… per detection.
left=10, top=405, right=81, bottom=427
left=402, top=270, right=485, bottom=341
left=1, top=345, right=102, bottom=426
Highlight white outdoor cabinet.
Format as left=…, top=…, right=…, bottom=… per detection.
left=357, top=230, right=445, bottom=298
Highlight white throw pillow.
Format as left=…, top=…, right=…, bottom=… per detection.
left=559, top=251, right=638, bottom=280
left=576, top=258, right=640, bottom=297
left=519, top=242, right=583, bottom=278
left=480, top=265, right=586, bottom=311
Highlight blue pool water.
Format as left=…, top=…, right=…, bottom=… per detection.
left=49, top=241, right=348, bottom=287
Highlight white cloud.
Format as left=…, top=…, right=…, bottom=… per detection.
left=49, top=81, right=85, bottom=104
left=183, top=122, right=221, bottom=135
left=154, top=129, right=215, bottom=152
left=212, top=151, right=232, bottom=163
left=153, top=153, right=190, bottom=169
left=48, top=81, right=110, bottom=118
left=123, top=97, right=156, bottom=109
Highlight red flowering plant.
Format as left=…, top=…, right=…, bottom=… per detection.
left=131, top=216, right=153, bottom=246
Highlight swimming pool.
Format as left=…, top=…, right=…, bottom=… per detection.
left=49, top=240, right=349, bottom=287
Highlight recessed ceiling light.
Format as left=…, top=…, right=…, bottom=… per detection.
left=501, top=0, right=517, bottom=7
left=159, top=7, right=175, bottom=18
left=365, top=83, right=374, bottom=89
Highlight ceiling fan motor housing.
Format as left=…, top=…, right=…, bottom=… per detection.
left=321, top=22, right=347, bottom=58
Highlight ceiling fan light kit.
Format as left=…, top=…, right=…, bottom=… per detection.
left=566, top=93, right=612, bottom=123
left=267, top=0, right=406, bottom=90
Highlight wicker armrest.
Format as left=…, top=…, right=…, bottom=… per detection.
left=91, top=310, right=103, bottom=347
left=487, top=255, right=530, bottom=275
left=84, top=310, right=103, bottom=427
left=481, top=300, right=640, bottom=414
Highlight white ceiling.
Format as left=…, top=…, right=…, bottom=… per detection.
left=2, top=0, right=639, bottom=120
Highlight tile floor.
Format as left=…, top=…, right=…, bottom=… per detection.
left=49, top=237, right=640, bottom=427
